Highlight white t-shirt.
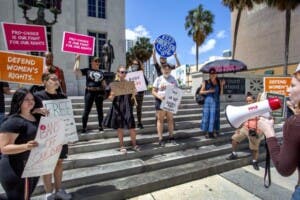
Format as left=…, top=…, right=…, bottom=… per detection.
left=153, top=75, right=178, bottom=97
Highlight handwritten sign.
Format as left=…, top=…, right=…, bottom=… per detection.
left=160, top=85, right=182, bottom=114
left=264, top=77, right=291, bottom=97
left=2, top=22, right=48, bottom=51
left=61, top=31, right=95, bottom=56
left=0, top=51, right=44, bottom=85
left=42, top=99, right=78, bottom=143
left=126, top=71, right=147, bottom=92
left=22, top=117, right=65, bottom=178
left=110, top=81, right=136, bottom=96
left=155, top=34, right=176, bottom=58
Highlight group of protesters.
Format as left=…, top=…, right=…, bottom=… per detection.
left=1, top=47, right=300, bottom=200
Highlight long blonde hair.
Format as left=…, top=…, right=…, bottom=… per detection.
left=115, top=65, right=126, bottom=81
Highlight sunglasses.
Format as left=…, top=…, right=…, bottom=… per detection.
left=119, top=71, right=127, bottom=74
left=49, top=77, right=59, bottom=81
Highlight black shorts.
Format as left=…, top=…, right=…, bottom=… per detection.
left=155, top=99, right=162, bottom=110
left=59, top=144, right=68, bottom=159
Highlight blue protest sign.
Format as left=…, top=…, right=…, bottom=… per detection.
left=155, top=34, right=176, bottom=58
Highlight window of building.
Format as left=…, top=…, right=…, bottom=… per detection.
left=88, top=31, right=107, bottom=69
left=88, top=0, right=106, bottom=19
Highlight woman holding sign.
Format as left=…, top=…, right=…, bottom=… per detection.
left=152, top=64, right=179, bottom=146
left=0, top=88, right=39, bottom=200
left=34, top=73, right=72, bottom=200
left=127, top=59, right=147, bottom=129
left=104, top=65, right=139, bottom=154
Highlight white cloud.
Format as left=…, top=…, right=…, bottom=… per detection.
left=216, top=30, right=226, bottom=38
left=125, top=25, right=151, bottom=41
left=190, top=39, right=216, bottom=55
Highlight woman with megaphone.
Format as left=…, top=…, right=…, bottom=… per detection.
left=258, top=66, right=300, bottom=200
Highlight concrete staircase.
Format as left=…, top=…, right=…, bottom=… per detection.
left=1, top=95, right=283, bottom=200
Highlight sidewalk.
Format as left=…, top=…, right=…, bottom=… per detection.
left=129, top=162, right=297, bottom=200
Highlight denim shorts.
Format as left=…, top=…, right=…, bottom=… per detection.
left=291, top=185, right=300, bottom=200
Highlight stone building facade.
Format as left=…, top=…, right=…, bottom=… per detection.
left=0, top=0, right=125, bottom=95
left=231, top=3, right=300, bottom=75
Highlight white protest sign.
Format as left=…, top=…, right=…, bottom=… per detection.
left=22, top=117, right=65, bottom=178
left=126, top=71, right=147, bottom=92
left=160, top=85, right=183, bottom=114
left=42, top=99, right=78, bottom=143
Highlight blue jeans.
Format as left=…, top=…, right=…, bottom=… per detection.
left=291, top=185, right=300, bottom=200
left=0, top=112, right=4, bottom=125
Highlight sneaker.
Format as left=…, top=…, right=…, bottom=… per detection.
left=137, top=123, right=144, bottom=129
left=252, top=161, right=260, bottom=170
left=81, top=128, right=87, bottom=133
left=55, top=189, right=72, bottom=200
left=132, top=145, right=141, bottom=152
left=120, top=147, right=127, bottom=154
left=99, top=127, right=104, bottom=133
left=226, top=153, right=238, bottom=160
left=168, top=136, right=176, bottom=144
left=45, top=193, right=55, bottom=200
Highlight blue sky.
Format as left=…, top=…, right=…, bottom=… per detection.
left=125, top=0, right=232, bottom=65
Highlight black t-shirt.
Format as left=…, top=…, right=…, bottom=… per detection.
left=80, top=68, right=105, bottom=88
left=0, top=82, right=9, bottom=113
left=0, top=114, right=38, bottom=175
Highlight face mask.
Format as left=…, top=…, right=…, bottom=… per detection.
left=131, top=64, right=139, bottom=71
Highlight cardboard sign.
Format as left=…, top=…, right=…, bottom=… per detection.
left=42, top=99, right=78, bottom=143
left=2, top=22, right=48, bottom=51
left=126, top=71, right=147, bottom=92
left=22, top=117, right=65, bottom=178
left=160, top=85, right=182, bottom=114
left=110, top=81, right=135, bottom=96
left=264, top=77, right=291, bottom=97
left=155, top=34, right=176, bottom=57
left=0, top=51, right=44, bottom=85
left=62, top=31, right=95, bottom=55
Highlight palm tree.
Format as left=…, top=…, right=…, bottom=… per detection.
left=222, top=0, right=264, bottom=59
left=126, top=37, right=153, bottom=67
left=185, top=4, right=214, bottom=71
left=263, top=0, right=300, bottom=75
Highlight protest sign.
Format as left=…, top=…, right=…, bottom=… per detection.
left=62, top=31, right=95, bottom=55
left=22, top=117, right=65, bottom=178
left=264, top=77, right=291, bottom=97
left=42, top=99, right=78, bottom=143
left=110, top=81, right=136, bottom=96
left=266, top=92, right=286, bottom=118
left=0, top=51, right=44, bottom=85
left=126, top=71, right=147, bottom=92
left=160, top=85, right=182, bottom=114
left=155, top=34, right=176, bottom=58
left=2, top=22, right=48, bottom=51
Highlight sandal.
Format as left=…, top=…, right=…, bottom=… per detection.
left=120, top=147, right=127, bottom=154
left=132, top=145, right=141, bottom=152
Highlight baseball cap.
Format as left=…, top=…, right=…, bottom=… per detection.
left=92, top=57, right=100, bottom=62
left=209, top=68, right=217, bottom=74
left=294, top=63, right=300, bottom=74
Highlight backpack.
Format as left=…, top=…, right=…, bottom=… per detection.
left=195, top=81, right=206, bottom=105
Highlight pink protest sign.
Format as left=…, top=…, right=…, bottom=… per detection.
left=2, top=22, right=48, bottom=52
left=61, top=31, right=95, bottom=56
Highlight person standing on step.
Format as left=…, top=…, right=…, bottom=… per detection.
left=127, top=59, right=148, bottom=129
left=152, top=63, right=178, bottom=146
left=74, top=55, right=107, bottom=133
left=44, top=52, right=67, bottom=94
left=103, top=65, right=140, bottom=154
left=258, top=66, right=300, bottom=200
left=0, top=88, right=39, bottom=200
left=226, top=93, right=264, bottom=170
left=200, top=68, right=225, bottom=139
left=34, top=73, right=72, bottom=200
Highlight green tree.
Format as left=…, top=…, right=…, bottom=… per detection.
left=222, top=0, right=264, bottom=59
left=126, top=37, right=153, bottom=67
left=263, top=0, right=300, bottom=75
left=185, top=4, right=214, bottom=71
